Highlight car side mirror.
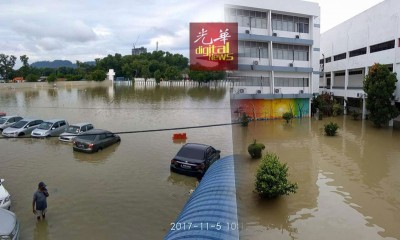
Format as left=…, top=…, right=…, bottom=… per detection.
left=52, top=127, right=55, bottom=130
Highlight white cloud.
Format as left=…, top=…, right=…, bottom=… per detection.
left=0, top=0, right=386, bottom=67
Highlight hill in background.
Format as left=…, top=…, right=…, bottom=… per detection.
left=31, top=60, right=96, bottom=69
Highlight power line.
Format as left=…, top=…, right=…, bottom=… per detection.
left=0, top=106, right=231, bottom=110
left=0, top=122, right=240, bottom=140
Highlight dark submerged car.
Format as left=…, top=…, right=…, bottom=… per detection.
left=72, top=129, right=121, bottom=153
left=170, top=143, right=221, bottom=177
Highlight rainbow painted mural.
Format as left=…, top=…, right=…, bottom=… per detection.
left=231, top=98, right=310, bottom=120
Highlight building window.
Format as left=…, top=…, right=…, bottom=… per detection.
left=349, top=70, right=363, bottom=75
left=325, top=73, right=331, bottom=77
left=319, top=59, right=324, bottom=64
left=272, top=13, right=309, bottom=33
left=326, top=78, right=331, bottom=87
left=275, top=77, right=309, bottom=87
left=232, top=76, right=270, bottom=86
left=334, top=53, right=346, bottom=61
left=325, top=57, right=331, bottom=63
left=273, top=43, right=309, bottom=61
left=227, top=8, right=268, bottom=29
left=238, top=41, right=269, bottom=58
left=349, top=47, right=367, bottom=57
left=334, top=72, right=345, bottom=77
left=370, top=40, right=395, bottom=53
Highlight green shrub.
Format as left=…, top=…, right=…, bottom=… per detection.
left=351, top=110, right=361, bottom=120
left=248, top=139, right=265, bottom=159
left=282, top=112, right=294, bottom=124
left=332, top=102, right=343, bottom=116
left=240, top=113, right=250, bottom=127
left=324, top=122, right=339, bottom=136
left=255, top=153, right=298, bottom=199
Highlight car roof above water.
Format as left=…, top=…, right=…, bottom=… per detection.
left=70, top=122, right=92, bottom=127
left=182, top=143, right=212, bottom=151
left=42, top=119, right=67, bottom=123
left=0, top=115, right=21, bottom=120
left=79, top=129, right=111, bottom=135
left=19, top=118, right=41, bottom=122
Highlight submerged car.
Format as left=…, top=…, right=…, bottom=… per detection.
left=72, top=129, right=121, bottom=153
left=0, top=179, right=11, bottom=210
left=0, top=116, right=23, bottom=132
left=59, top=123, right=94, bottom=142
left=2, top=118, right=43, bottom=137
left=170, top=143, right=221, bottom=177
left=31, top=119, right=68, bottom=138
left=0, top=208, right=19, bottom=240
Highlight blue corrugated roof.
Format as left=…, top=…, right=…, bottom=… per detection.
left=165, top=155, right=239, bottom=240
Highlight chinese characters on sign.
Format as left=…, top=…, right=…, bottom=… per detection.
left=190, top=22, right=238, bottom=71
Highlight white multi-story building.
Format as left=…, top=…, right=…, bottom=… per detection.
left=320, top=0, right=400, bottom=117
left=226, top=0, right=320, bottom=119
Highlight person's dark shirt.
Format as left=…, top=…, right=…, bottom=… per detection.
left=33, top=190, right=48, bottom=210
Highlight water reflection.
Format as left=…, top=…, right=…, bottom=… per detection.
left=72, top=142, right=120, bottom=163
left=167, top=172, right=197, bottom=188
left=234, top=117, right=400, bottom=239
left=0, top=83, right=232, bottom=240
left=34, top=220, right=49, bottom=240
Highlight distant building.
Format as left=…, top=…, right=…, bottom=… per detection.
left=227, top=0, right=320, bottom=119
left=132, top=47, right=147, bottom=56
left=320, top=0, right=400, bottom=117
left=12, top=77, right=24, bottom=83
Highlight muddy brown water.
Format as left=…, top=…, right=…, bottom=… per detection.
left=1, top=84, right=400, bottom=239
left=0, top=84, right=233, bottom=240
left=233, top=117, right=400, bottom=240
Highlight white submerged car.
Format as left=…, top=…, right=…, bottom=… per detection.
left=0, top=116, right=23, bottom=132
left=2, top=118, right=43, bottom=137
left=31, top=119, right=69, bottom=138
left=0, top=208, right=19, bottom=240
left=59, top=122, right=94, bottom=142
left=0, top=179, right=11, bottom=210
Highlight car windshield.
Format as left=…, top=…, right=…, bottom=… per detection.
left=38, top=122, right=53, bottom=130
left=11, top=121, right=27, bottom=128
left=66, top=126, right=80, bottom=134
left=0, top=118, right=6, bottom=124
left=177, top=146, right=205, bottom=159
left=77, top=134, right=96, bottom=141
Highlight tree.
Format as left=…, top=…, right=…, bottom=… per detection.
left=19, top=55, right=30, bottom=78
left=255, top=153, right=298, bottom=199
left=154, top=69, right=163, bottom=84
left=364, top=63, right=399, bottom=127
left=25, top=74, right=39, bottom=82
left=91, top=70, right=106, bottom=81
left=0, top=54, right=17, bottom=80
left=164, top=66, right=179, bottom=80
left=47, top=74, right=57, bottom=83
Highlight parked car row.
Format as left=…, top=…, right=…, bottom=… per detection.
left=0, top=115, right=121, bottom=154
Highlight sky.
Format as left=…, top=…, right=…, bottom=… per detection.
left=0, top=0, right=384, bottom=68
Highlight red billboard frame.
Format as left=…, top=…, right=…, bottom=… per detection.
left=190, top=22, right=238, bottom=71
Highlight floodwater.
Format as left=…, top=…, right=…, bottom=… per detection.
left=233, top=117, right=400, bottom=240
left=1, top=83, right=400, bottom=240
left=0, top=83, right=233, bottom=240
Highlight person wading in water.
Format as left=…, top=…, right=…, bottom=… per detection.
left=33, top=181, right=49, bottom=220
